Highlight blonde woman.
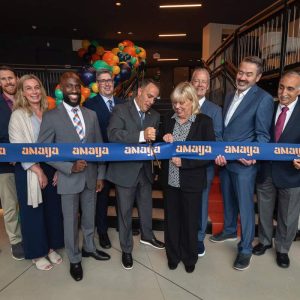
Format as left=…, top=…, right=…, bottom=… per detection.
left=9, top=74, right=64, bottom=270
left=161, top=82, right=215, bottom=273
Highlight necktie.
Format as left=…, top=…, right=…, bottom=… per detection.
left=71, top=108, right=85, bottom=142
left=108, top=99, right=113, bottom=112
left=274, top=106, right=289, bottom=142
left=139, top=111, right=145, bottom=127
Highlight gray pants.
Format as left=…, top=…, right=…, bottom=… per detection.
left=61, top=186, right=96, bottom=263
left=0, top=173, right=22, bottom=245
left=116, top=168, right=153, bottom=253
left=256, top=176, right=300, bottom=253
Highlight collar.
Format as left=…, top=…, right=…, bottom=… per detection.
left=198, top=97, right=206, bottom=108
left=279, top=97, right=298, bottom=111
left=235, top=86, right=251, bottom=98
left=101, top=94, right=114, bottom=103
left=63, top=101, right=80, bottom=113
left=172, top=113, right=196, bottom=123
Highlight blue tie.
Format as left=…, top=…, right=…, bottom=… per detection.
left=139, top=111, right=145, bottom=126
left=108, top=99, right=114, bottom=112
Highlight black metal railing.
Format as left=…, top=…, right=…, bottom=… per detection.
left=206, top=0, right=300, bottom=102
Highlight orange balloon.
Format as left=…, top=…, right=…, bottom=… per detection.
left=81, top=87, right=91, bottom=99
left=82, top=39, right=91, bottom=50
left=123, top=46, right=136, bottom=57
left=112, top=66, right=120, bottom=75
left=122, top=40, right=134, bottom=47
left=111, top=47, right=120, bottom=55
left=96, top=46, right=105, bottom=56
left=138, top=48, right=146, bottom=59
left=80, top=95, right=86, bottom=105
left=46, top=96, right=56, bottom=110
left=102, top=51, right=114, bottom=62
left=90, top=82, right=99, bottom=93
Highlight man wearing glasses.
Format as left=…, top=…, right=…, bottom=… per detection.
left=84, top=69, right=124, bottom=249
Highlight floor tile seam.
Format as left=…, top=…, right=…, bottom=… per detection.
left=0, top=264, right=33, bottom=293
left=112, top=246, right=204, bottom=300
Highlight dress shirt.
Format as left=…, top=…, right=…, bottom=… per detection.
left=275, top=97, right=298, bottom=131
left=198, top=97, right=205, bottom=109
left=224, top=87, right=251, bottom=126
left=134, top=99, right=146, bottom=142
left=101, top=94, right=114, bottom=111
left=63, top=101, right=86, bottom=135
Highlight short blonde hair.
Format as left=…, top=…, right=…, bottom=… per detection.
left=170, top=81, right=199, bottom=115
left=14, top=74, right=48, bottom=114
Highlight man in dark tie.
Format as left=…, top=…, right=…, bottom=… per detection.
left=210, top=56, right=274, bottom=270
left=84, top=69, right=124, bottom=249
left=0, top=66, right=24, bottom=260
left=191, top=68, right=223, bottom=257
left=38, top=72, right=110, bottom=281
left=253, top=70, right=300, bottom=268
left=106, top=79, right=164, bottom=270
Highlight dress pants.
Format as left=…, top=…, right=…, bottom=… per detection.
left=220, top=166, right=256, bottom=254
left=198, top=164, right=214, bottom=242
left=0, top=173, right=22, bottom=245
left=61, top=185, right=96, bottom=263
left=14, top=164, right=64, bottom=259
left=257, top=176, right=300, bottom=253
left=165, top=185, right=202, bottom=267
left=115, top=167, right=153, bottom=253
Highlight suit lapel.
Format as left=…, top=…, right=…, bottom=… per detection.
left=58, top=104, right=81, bottom=142
left=80, top=107, right=90, bottom=139
left=128, top=100, right=143, bottom=130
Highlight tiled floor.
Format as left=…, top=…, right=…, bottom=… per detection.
left=1, top=212, right=300, bottom=300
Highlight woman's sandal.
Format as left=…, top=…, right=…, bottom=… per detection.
left=32, top=257, right=53, bottom=271
left=48, top=250, right=63, bottom=265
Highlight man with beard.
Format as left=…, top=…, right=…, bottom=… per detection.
left=190, top=68, right=222, bottom=257
left=253, top=71, right=300, bottom=268
left=0, top=66, right=24, bottom=260
left=210, top=57, right=274, bottom=270
left=38, top=72, right=110, bottom=281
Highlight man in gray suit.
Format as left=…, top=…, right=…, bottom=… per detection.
left=191, top=68, right=223, bottom=257
left=38, top=72, right=110, bottom=281
left=107, top=78, right=164, bottom=270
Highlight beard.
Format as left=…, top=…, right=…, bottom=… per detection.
left=62, top=93, right=81, bottom=107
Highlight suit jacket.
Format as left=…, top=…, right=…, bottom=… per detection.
left=38, top=103, right=105, bottom=194
left=200, top=98, right=223, bottom=141
left=106, top=99, right=160, bottom=187
left=222, top=84, right=274, bottom=173
left=160, top=112, right=215, bottom=193
left=258, top=99, right=300, bottom=188
left=0, top=94, right=14, bottom=173
left=83, top=94, right=124, bottom=142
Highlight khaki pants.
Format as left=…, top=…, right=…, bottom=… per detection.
left=0, top=173, right=22, bottom=244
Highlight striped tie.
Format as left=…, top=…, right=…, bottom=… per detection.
left=139, top=111, right=145, bottom=127
left=72, top=108, right=85, bottom=142
left=108, top=99, right=114, bottom=112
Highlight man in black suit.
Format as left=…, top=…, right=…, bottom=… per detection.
left=84, top=69, right=124, bottom=249
left=106, top=79, right=164, bottom=270
left=0, top=66, right=24, bottom=260
left=253, top=70, right=300, bottom=268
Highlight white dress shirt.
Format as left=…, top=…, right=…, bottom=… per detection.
left=224, top=87, right=251, bottom=126
left=198, top=96, right=206, bottom=109
left=63, top=101, right=86, bottom=135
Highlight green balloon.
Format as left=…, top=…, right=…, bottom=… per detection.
left=89, top=92, right=97, bottom=98
left=91, top=40, right=99, bottom=47
left=135, top=47, right=141, bottom=54
left=55, top=98, right=63, bottom=105
left=93, top=60, right=111, bottom=71
left=130, top=57, right=137, bottom=65
left=55, top=89, right=63, bottom=100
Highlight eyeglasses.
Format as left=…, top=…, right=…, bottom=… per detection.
left=97, top=79, right=113, bottom=85
left=191, top=79, right=208, bottom=85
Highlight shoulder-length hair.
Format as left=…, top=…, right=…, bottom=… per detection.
left=14, top=74, right=48, bottom=114
left=170, top=81, right=199, bottom=115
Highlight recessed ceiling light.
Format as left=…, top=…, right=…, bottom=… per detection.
left=32, top=25, right=37, bottom=30
left=159, top=33, right=187, bottom=37
left=116, top=2, right=121, bottom=6
left=73, top=28, right=77, bottom=31
left=160, top=3, right=202, bottom=8
left=157, top=58, right=179, bottom=61
left=117, top=31, right=122, bottom=34
left=128, top=32, right=133, bottom=35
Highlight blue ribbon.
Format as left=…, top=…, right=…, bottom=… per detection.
left=0, top=141, right=299, bottom=162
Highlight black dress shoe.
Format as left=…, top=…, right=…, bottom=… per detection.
left=252, top=243, right=272, bottom=256
left=70, top=262, right=83, bottom=281
left=132, top=228, right=140, bottom=236
left=82, top=248, right=111, bottom=260
left=140, top=237, right=165, bottom=249
left=168, top=262, right=178, bottom=270
left=184, top=265, right=195, bottom=273
left=233, top=253, right=252, bottom=270
left=276, top=252, right=290, bottom=268
left=99, top=233, right=112, bottom=249
left=122, top=252, right=133, bottom=270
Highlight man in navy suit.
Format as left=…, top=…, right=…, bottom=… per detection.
left=0, top=66, right=24, bottom=260
left=191, top=68, right=222, bottom=257
left=253, top=70, right=300, bottom=268
left=210, top=56, right=274, bottom=270
left=84, top=69, right=124, bottom=249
